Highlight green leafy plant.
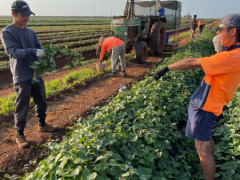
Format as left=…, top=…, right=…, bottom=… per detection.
left=29, top=44, right=60, bottom=78
left=0, top=94, right=15, bottom=116
left=62, top=46, right=85, bottom=69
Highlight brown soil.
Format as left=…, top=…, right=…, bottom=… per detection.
left=0, top=70, right=13, bottom=97
left=0, top=27, right=203, bottom=177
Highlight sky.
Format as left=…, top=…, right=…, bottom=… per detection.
left=0, top=0, right=239, bottom=18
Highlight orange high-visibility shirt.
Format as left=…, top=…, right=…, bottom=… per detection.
left=198, top=20, right=203, bottom=27
left=189, top=43, right=240, bottom=116
left=100, top=37, right=124, bottom=61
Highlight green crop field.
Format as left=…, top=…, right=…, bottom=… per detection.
left=1, top=16, right=236, bottom=180
left=19, top=30, right=240, bottom=180
left=0, top=16, right=214, bottom=63
left=0, top=17, right=217, bottom=118
left=0, top=17, right=112, bottom=61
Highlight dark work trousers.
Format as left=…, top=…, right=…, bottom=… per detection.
left=199, top=26, right=203, bottom=34
left=14, top=77, right=47, bottom=135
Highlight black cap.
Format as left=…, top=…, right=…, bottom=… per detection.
left=11, top=0, right=35, bottom=16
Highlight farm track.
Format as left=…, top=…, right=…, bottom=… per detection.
left=168, top=26, right=190, bottom=35
left=0, top=20, right=218, bottom=177
left=175, top=20, right=219, bottom=48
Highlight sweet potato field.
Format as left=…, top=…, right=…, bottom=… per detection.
left=0, top=16, right=238, bottom=179
left=18, top=30, right=239, bottom=179
left=0, top=17, right=216, bottom=118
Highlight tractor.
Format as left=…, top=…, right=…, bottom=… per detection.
left=110, top=0, right=181, bottom=63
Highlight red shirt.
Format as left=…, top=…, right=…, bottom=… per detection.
left=100, top=37, right=124, bottom=61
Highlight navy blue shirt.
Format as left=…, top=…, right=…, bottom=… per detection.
left=0, top=25, right=41, bottom=84
left=191, top=18, right=197, bottom=28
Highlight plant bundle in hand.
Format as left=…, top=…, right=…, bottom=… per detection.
left=30, top=44, right=60, bottom=79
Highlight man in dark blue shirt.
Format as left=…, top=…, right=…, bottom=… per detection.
left=1, top=0, right=56, bottom=148
left=191, top=15, right=198, bottom=39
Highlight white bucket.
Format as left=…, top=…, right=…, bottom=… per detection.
left=96, top=62, right=105, bottom=72
left=118, top=86, right=127, bottom=93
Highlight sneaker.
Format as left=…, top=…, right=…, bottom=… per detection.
left=16, top=135, right=29, bottom=148
left=38, top=123, right=57, bottom=132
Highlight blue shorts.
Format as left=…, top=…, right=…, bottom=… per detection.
left=185, top=105, right=219, bottom=141
left=191, top=26, right=196, bottom=31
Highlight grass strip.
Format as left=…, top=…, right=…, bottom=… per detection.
left=0, top=63, right=111, bottom=117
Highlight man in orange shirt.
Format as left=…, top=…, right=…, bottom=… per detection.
left=198, top=19, right=204, bottom=35
left=99, top=36, right=127, bottom=77
left=153, top=14, right=240, bottom=180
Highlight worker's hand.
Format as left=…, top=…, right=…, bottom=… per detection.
left=153, top=66, right=169, bottom=80
left=36, top=49, right=45, bottom=57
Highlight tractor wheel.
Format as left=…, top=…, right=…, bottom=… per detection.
left=136, top=41, right=148, bottom=64
left=149, top=21, right=165, bottom=55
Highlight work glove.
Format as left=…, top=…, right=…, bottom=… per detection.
left=36, top=49, right=45, bottom=57
left=153, top=66, right=169, bottom=80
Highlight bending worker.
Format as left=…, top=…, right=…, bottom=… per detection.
left=0, top=0, right=56, bottom=148
left=99, top=36, right=127, bottom=77
left=153, top=13, right=240, bottom=180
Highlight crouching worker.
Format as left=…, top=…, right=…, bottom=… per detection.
left=99, top=36, right=127, bottom=77
left=0, top=0, right=56, bottom=148
left=153, top=13, right=240, bottom=180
